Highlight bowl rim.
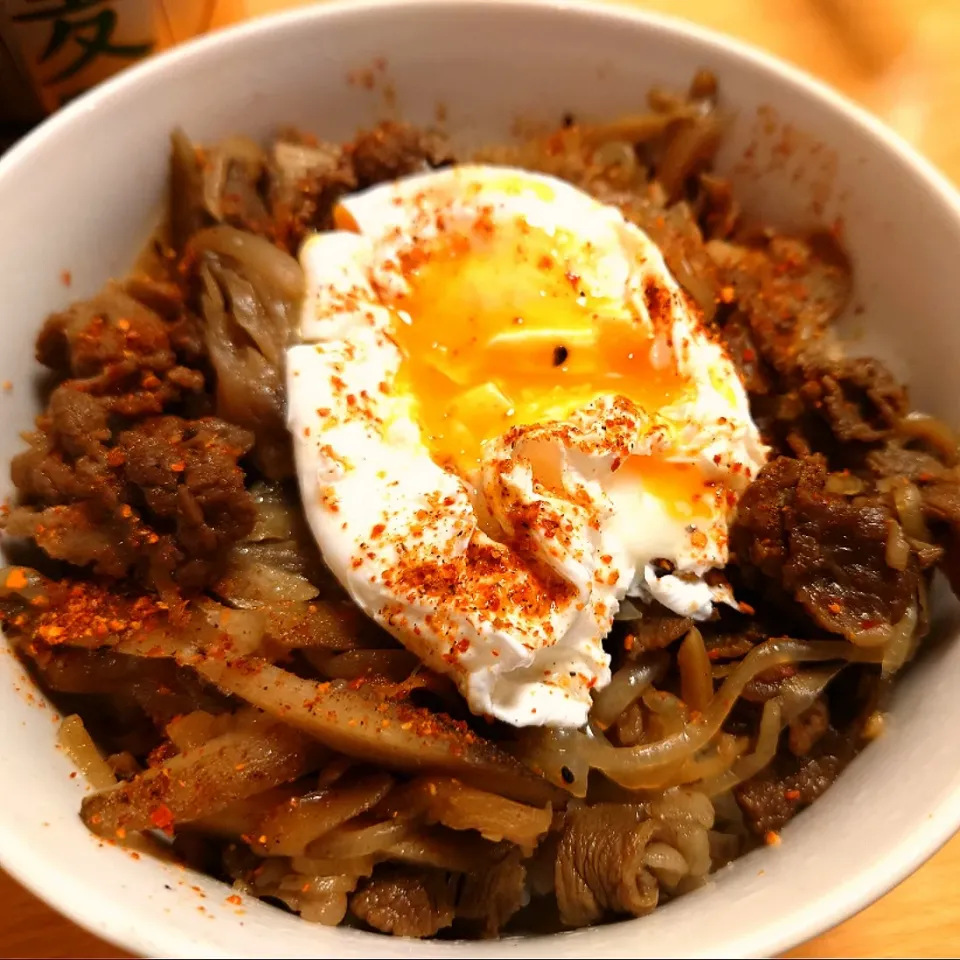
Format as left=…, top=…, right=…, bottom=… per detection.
left=3, top=1, right=960, bottom=957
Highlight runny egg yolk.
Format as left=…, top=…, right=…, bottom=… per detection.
left=343, top=203, right=693, bottom=477
left=613, top=457, right=718, bottom=521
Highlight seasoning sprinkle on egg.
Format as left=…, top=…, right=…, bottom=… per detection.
left=287, top=165, right=767, bottom=727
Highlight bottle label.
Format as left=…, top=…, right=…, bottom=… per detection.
left=3, top=1, right=158, bottom=111
left=1, top=1, right=246, bottom=117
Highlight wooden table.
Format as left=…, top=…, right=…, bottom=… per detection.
left=5, top=0, right=960, bottom=956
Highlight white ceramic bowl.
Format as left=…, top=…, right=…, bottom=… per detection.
left=2, top=1, right=960, bottom=957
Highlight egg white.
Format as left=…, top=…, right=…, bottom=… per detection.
left=286, top=165, right=766, bottom=727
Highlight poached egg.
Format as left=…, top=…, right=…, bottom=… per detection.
left=286, top=165, right=766, bottom=727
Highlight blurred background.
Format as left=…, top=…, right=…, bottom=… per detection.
left=6, top=0, right=960, bottom=181
left=1, top=0, right=959, bottom=957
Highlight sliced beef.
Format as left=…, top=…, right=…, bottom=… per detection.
left=798, top=356, right=908, bottom=444
left=863, top=444, right=960, bottom=582
left=735, top=730, right=853, bottom=835
left=787, top=697, right=830, bottom=757
left=172, top=122, right=452, bottom=258
left=350, top=867, right=457, bottom=938
left=701, top=614, right=783, bottom=661
left=6, top=393, right=255, bottom=595
left=921, top=479, right=960, bottom=532
left=716, top=308, right=773, bottom=396
left=348, top=121, right=452, bottom=188
left=117, top=416, right=257, bottom=588
left=35, top=281, right=205, bottom=418
left=554, top=804, right=659, bottom=928
left=741, top=663, right=799, bottom=704
left=11, top=388, right=110, bottom=504
left=212, top=138, right=271, bottom=232
left=707, top=233, right=851, bottom=379
left=456, top=847, right=526, bottom=938
left=268, top=135, right=357, bottom=248
left=124, top=277, right=203, bottom=358
left=867, top=442, right=949, bottom=483
left=262, top=122, right=450, bottom=251
left=747, top=355, right=905, bottom=465
left=921, top=480, right=960, bottom=595
left=624, top=603, right=693, bottom=656
left=731, top=456, right=918, bottom=641
left=705, top=233, right=919, bottom=465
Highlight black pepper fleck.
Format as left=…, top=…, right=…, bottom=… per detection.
left=552, top=345, right=569, bottom=366
left=560, top=765, right=575, bottom=784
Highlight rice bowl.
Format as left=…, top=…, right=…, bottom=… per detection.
left=1, top=2, right=960, bottom=957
